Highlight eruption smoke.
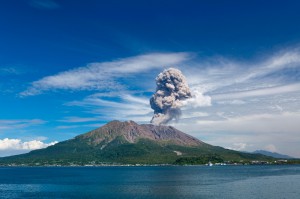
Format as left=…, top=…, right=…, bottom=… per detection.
left=150, top=68, right=192, bottom=125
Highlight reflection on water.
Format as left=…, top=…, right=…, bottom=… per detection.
left=0, top=165, right=299, bottom=198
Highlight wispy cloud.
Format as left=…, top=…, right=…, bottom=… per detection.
left=56, top=48, right=300, bottom=129
left=173, top=111, right=300, bottom=157
left=58, top=116, right=100, bottom=123
left=66, top=92, right=152, bottom=123
left=18, top=48, right=300, bottom=157
left=176, top=49, right=300, bottom=129
left=165, top=48, right=300, bottom=157
left=183, top=48, right=300, bottom=96
left=226, top=142, right=249, bottom=151
left=56, top=123, right=106, bottom=129
left=21, top=52, right=190, bottom=96
left=0, top=119, right=46, bottom=130
left=0, top=138, right=57, bottom=157
left=212, top=83, right=300, bottom=100
left=193, top=112, right=300, bottom=134
left=0, top=67, right=20, bottom=75
left=56, top=125, right=81, bottom=129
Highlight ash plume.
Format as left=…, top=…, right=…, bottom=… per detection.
left=150, top=68, right=192, bottom=125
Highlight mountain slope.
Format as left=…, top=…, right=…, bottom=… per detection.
left=79, top=120, right=204, bottom=147
left=0, top=120, right=273, bottom=165
left=253, top=150, right=294, bottom=159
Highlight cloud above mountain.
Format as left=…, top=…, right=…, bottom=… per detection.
left=0, top=138, right=57, bottom=157
left=20, top=53, right=190, bottom=96
left=16, top=47, right=300, bottom=157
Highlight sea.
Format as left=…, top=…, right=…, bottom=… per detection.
left=0, top=165, right=299, bottom=199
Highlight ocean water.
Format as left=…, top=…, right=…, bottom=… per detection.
left=0, top=165, right=299, bottom=199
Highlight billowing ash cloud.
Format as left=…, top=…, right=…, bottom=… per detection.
left=150, top=68, right=192, bottom=125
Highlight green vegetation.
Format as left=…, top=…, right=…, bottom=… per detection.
left=287, top=159, right=300, bottom=164
left=174, top=155, right=224, bottom=165
left=0, top=120, right=293, bottom=166
left=0, top=137, right=278, bottom=166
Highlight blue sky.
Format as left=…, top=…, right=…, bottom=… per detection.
left=1, top=0, right=300, bottom=157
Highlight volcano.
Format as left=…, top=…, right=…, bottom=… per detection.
left=0, top=120, right=273, bottom=165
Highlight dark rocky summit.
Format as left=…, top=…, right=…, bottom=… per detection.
left=80, top=120, right=204, bottom=147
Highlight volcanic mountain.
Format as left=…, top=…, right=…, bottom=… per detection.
left=0, top=120, right=272, bottom=165
left=80, top=120, right=204, bottom=147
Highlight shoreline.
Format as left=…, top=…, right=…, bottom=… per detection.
left=1, top=163, right=299, bottom=167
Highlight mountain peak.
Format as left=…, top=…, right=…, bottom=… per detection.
left=0, top=120, right=278, bottom=165
left=78, top=120, right=204, bottom=147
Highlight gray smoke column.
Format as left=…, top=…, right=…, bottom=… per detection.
left=150, top=68, right=192, bottom=125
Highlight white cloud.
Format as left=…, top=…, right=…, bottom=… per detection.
left=121, top=94, right=149, bottom=105
left=184, top=48, right=300, bottom=97
left=264, top=49, right=300, bottom=70
left=193, top=112, right=300, bottom=134
left=181, top=112, right=209, bottom=119
left=173, top=111, right=300, bottom=157
left=22, top=140, right=57, bottom=150
left=0, top=119, right=46, bottom=130
left=21, top=52, right=190, bottom=96
left=59, top=116, right=100, bottom=123
left=212, top=83, right=300, bottom=100
left=0, top=138, right=58, bottom=157
left=67, top=93, right=153, bottom=123
left=182, top=90, right=212, bottom=108
left=226, top=143, right=249, bottom=151
left=0, top=67, right=20, bottom=75
left=56, top=122, right=106, bottom=129
left=56, top=125, right=81, bottom=129
left=217, top=99, right=246, bottom=105
left=18, top=48, right=300, bottom=157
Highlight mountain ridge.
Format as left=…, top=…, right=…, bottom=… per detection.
left=253, top=150, right=294, bottom=159
left=0, top=120, right=276, bottom=165
left=79, top=120, right=205, bottom=147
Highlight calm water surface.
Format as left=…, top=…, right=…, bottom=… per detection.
left=0, top=165, right=299, bottom=199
